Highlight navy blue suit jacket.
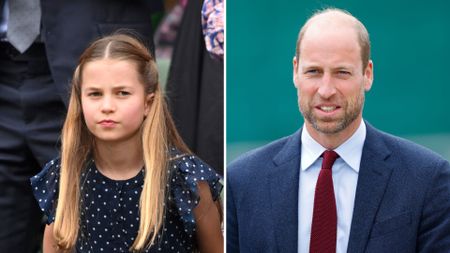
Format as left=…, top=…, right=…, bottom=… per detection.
left=227, top=123, right=450, bottom=253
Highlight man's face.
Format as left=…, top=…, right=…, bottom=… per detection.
left=293, top=23, right=373, bottom=137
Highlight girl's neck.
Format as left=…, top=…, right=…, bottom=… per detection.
left=93, top=138, right=144, bottom=181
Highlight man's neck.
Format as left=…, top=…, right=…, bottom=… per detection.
left=305, top=117, right=362, bottom=150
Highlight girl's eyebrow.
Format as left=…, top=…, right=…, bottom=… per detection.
left=82, top=86, right=101, bottom=92
left=82, top=85, right=134, bottom=90
left=111, top=85, right=133, bottom=90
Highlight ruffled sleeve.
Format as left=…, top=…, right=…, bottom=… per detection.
left=30, top=158, right=60, bottom=224
left=169, top=154, right=223, bottom=235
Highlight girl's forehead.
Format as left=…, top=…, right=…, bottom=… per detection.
left=81, top=59, right=143, bottom=89
left=83, top=58, right=138, bottom=71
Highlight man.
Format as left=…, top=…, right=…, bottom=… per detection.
left=0, top=1, right=159, bottom=252
left=227, top=8, right=450, bottom=253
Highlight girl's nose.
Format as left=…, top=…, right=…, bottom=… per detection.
left=101, top=96, right=116, bottom=113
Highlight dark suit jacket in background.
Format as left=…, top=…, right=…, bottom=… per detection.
left=166, top=0, right=224, bottom=175
left=227, top=122, right=450, bottom=253
left=41, top=0, right=160, bottom=104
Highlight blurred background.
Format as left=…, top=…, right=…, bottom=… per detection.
left=227, top=0, right=450, bottom=162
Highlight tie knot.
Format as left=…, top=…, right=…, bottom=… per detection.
left=321, top=150, right=339, bottom=170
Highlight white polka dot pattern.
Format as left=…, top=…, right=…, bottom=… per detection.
left=30, top=149, right=223, bottom=252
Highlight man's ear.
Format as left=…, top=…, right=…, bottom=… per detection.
left=364, top=60, right=374, bottom=91
left=293, top=56, right=299, bottom=87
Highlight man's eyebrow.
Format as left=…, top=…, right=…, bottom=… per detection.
left=301, top=63, right=321, bottom=69
left=332, top=65, right=355, bottom=72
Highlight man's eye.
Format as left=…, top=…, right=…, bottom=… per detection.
left=305, top=69, right=319, bottom=74
left=337, top=70, right=351, bottom=75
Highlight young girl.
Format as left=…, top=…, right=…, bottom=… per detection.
left=31, top=34, right=223, bottom=253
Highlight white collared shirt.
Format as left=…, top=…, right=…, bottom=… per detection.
left=298, top=121, right=366, bottom=253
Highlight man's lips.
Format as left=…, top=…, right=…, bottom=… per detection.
left=315, top=105, right=341, bottom=114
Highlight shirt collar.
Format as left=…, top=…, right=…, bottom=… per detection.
left=301, top=120, right=366, bottom=173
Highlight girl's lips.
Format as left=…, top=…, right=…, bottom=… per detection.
left=98, top=120, right=117, bottom=127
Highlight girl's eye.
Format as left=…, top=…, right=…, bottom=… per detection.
left=88, top=91, right=102, bottom=97
left=118, top=91, right=131, bottom=96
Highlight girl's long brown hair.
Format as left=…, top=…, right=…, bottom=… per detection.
left=54, top=33, right=190, bottom=251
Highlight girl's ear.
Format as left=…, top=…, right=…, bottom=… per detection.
left=144, top=93, right=155, bottom=116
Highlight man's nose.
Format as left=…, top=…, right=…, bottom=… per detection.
left=317, top=73, right=337, bottom=99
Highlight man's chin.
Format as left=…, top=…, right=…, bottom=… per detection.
left=311, top=120, right=344, bottom=135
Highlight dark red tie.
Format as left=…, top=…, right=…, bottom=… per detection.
left=310, top=150, right=339, bottom=253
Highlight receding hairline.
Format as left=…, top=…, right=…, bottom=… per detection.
left=295, top=8, right=371, bottom=70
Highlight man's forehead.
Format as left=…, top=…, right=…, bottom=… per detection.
left=300, top=14, right=360, bottom=56
left=300, top=27, right=360, bottom=54
left=298, top=28, right=363, bottom=70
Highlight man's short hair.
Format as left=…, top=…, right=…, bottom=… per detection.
left=295, top=8, right=371, bottom=71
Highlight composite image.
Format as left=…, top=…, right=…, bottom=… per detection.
left=0, top=0, right=450, bottom=252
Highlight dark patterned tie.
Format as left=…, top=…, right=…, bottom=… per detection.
left=310, top=150, right=339, bottom=253
left=6, top=0, right=41, bottom=53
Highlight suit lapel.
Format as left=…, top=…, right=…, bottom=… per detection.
left=347, top=123, right=394, bottom=253
left=269, top=130, right=302, bottom=253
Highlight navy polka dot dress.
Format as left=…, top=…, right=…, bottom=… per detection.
left=30, top=151, right=222, bottom=252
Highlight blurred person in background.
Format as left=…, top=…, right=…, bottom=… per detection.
left=166, top=0, right=224, bottom=175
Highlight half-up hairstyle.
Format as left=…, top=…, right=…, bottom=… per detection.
left=54, top=32, right=190, bottom=251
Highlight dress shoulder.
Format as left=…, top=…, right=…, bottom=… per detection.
left=30, top=158, right=61, bottom=224
left=169, top=153, right=223, bottom=234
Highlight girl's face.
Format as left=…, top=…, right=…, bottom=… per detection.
left=81, top=59, right=153, bottom=144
